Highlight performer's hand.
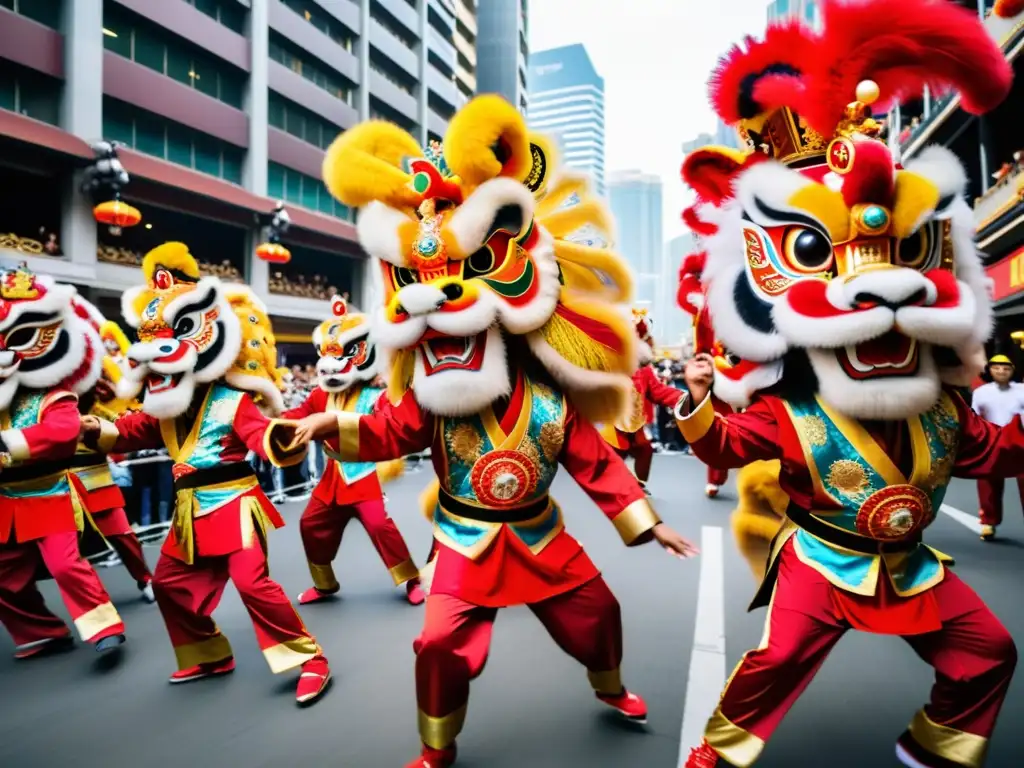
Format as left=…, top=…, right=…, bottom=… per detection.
left=652, top=523, right=700, bottom=559
left=683, top=353, right=715, bottom=404
left=80, top=415, right=102, bottom=442
left=291, top=412, right=337, bottom=447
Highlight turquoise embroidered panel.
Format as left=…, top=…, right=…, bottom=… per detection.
left=339, top=385, right=381, bottom=484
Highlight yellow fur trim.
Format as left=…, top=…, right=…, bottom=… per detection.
left=142, top=242, right=199, bottom=282
left=524, top=132, right=557, bottom=196
left=420, top=478, right=440, bottom=521
left=540, top=311, right=613, bottom=372
left=535, top=175, right=588, bottom=218
left=443, top=95, right=531, bottom=191
left=226, top=290, right=284, bottom=399
left=387, top=348, right=416, bottom=405
left=571, top=382, right=631, bottom=426
left=376, top=459, right=405, bottom=484
left=321, top=121, right=423, bottom=211
left=892, top=171, right=941, bottom=240
left=541, top=200, right=614, bottom=240
left=554, top=241, right=634, bottom=302
left=99, top=321, right=130, bottom=355
left=735, top=460, right=789, bottom=518
left=101, top=357, right=122, bottom=384
left=787, top=185, right=851, bottom=245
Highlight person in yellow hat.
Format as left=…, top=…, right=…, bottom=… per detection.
left=972, top=354, right=1024, bottom=540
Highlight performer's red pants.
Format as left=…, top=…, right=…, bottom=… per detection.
left=412, top=576, right=624, bottom=749
left=0, top=531, right=124, bottom=647
left=151, top=542, right=320, bottom=673
left=976, top=476, right=1024, bottom=527
left=91, top=507, right=153, bottom=587
left=704, top=541, right=1016, bottom=767
left=707, top=466, right=728, bottom=486
left=615, top=430, right=654, bottom=483
left=299, top=496, right=417, bottom=591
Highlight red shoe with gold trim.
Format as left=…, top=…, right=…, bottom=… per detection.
left=405, top=743, right=457, bottom=768
left=685, top=741, right=729, bottom=767
left=297, top=586, right=338, bottom=605
left=596, top=689, right=648, bottom=723
left=406, top=579, right=426, bottom=605
left=295, top=654, right=332, bottom=706
left=169, top=656, right=235, bottom=684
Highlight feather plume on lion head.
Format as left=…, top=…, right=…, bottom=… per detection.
left=322, top=94, right=637, bottom=422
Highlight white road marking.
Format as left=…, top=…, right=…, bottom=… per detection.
left=678, top=526, right=726, bottom=764
left=939, top=503, right=983, bottom=534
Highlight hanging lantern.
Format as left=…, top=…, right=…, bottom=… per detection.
left=82, top=141, right=140, bottom=235
left=994, top=0, right=1024, bottom=19
left=256, top=241, right=291, bottom=264
left=93, top=199, right=142, bottom=230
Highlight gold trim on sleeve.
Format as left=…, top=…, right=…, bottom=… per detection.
left=308, top=562, right=340, bottom=593
left=612, top=498, right=661, bottom=545
left=705, top=708, right=767, bottom=767
left=676, top=393, right=716, bottom=443
left=72, top=601, right=123, bottom=642
left=0, top=428, right=30, bottom=461
left=264, top=419, right=306, bottom=468
left=97, top=419, right=120, bottom=454
left=336, top=411, right=362, bottom=461
left=418, top=705, right=468, bottom=750
left=908, top=708, right=988, bottom=768
left=262, top=635, right=321, bottom=674
left=388, top=558, right=420, bottom=586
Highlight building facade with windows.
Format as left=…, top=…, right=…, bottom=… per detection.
left=608, top=171, right=662, bottom=328
left=766, top=0, right=820, bottom=27
left=0, top=0, right=473, bottom=342
left=527, top=43, right=604, bottom=195
left=475, top=0, right=528, bottom=111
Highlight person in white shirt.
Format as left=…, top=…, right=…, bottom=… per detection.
left=972, top=354, right=1024, bottom=540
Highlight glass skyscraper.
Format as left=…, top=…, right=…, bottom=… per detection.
left=609, top=171, right=663, bottom=327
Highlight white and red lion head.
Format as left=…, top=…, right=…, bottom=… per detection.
left=680, top=0, right=1011, bottom=420
left=0, top=265, right=104, bottom=411
left=320, top=95, right=638, bottom=423
left=312, top=295, right=378, bottom=393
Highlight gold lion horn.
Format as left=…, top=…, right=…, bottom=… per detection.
left=443, top=95, right=532, bottom=191
left=322, top=121, right=424, bottom=212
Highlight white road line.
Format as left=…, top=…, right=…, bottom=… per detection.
left=678, top=526, right=726, bottom=765
left=939, top=503, right=983, bottom=534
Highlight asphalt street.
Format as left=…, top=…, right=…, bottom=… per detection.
left=1, top=455, right=1022, bottom=768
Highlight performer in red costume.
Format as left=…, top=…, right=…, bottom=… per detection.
left=0, top=266, right=126, bottom=660
left=81, top=242, right=332, bottom=706
left=675, top=3, right=1017, bottom=766
left=599, top=308, right=683, bottom=495
left=72, top=304, right=154, bottom=602
left=285, top=96, right=698, bottom=767
left=285, top=294, right=424, bottom=606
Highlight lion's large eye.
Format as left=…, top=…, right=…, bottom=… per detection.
left=392, top=266, right=418, bottom=288
left=783, top=227, right=833, bottom=272
left=463, top=247, right=497, bottom=280
left=896, top=227, right=929, bottom=269
left=173, top=311, right=202, bottom=338
left=5, top=326, right=38, bottom=349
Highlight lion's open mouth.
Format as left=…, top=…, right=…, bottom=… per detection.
left=147, top=372, right=183, bottom=394
left=420, top=332, right=487, bottom=375
left=837, top=331, right=919, bottom=380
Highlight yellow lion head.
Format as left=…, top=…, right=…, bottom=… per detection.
left=321, top=95, right=636, bottom=422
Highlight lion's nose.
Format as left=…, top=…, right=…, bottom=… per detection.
left=853, top=288, right=928, bottom=311
left=441, top=283, right=463, bottom=301
left=395, top=284, right=448, bottom=317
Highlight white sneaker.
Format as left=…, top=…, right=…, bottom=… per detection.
left=141, top=582, right=156, bottom=603
left=705, top=484, right=720, bottom=498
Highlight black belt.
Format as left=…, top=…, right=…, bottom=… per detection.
left=173, top=462, right=257, bottom=493
left=0, top=458, right=74, bottom=485
left=70, top=454, right=107, bottom=471
left=786, top=503, right=921, bottom=554
left=438, top=487, right=550, bottom=524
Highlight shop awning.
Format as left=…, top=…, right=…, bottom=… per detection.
left=0, top=110, right=91, bottom=159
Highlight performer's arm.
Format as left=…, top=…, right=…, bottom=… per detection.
left=0, top=392, right=81, bottom=461
left=558, top=406, right=661, bottom=546
left=89, top=409, right=164, bottom=454
left=234, top=394, right=307, bottom=468
left=295, top=392, right=435, bottom=462
left=281, top=388, right=325, bottom=420
left=674, top=394, right=781, bottom=469
left=642, top=366, right=684, bottom=409
left=952, top=392, right=1024, bottom=478
left=970, top=386, right=986, bottom=419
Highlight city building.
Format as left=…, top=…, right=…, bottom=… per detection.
left=682, top=118, right=741, bottom=154
left=527, top=43, right=605, bottom=195
left=0, top=0, right=472, bottom=354
left=608, top=170, right=662, bottom=326
left=474, top=0, right=528, bottom=111
left=888, top=3, right=1022, bottom=354
left=766, top=0, right=821, bottom=27
left=662, top=232, right=696, bottom=349
left=452, top=0, right=477, bottom=104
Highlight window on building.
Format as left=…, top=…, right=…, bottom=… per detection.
left=267, top=162, right=352, bottom=221
left=369, top=0, right=418, bottom=48
left=103, top=2, right=247, bottom=109
left=268, top=93, right=342, bottom=149
left=368, top=49, right=417, bottom=95
left=1, top=0, right=62, bottom=30
left=428, top=51, right=454, bottom=81
left=103, top=97, right=244, bottom=184
left=279, top=0, right=355, bottom=50
left=369, top=97, right=416, bottom=134
left=185, top=0, right=246, bottom=34
left=427, top=6, right=453, bottom=41
left=428, top=91, right=454, bottom=121
left=268, top=32, right=355, bottom=105
left=455, top=18, right=474, bottom=46
left=0, top=61, right=61, bottom=125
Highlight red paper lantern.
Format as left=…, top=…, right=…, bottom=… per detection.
left=93, top=199, right=142, bottom=228
left=256, top=242, right=291, bottom=264
left=994, top=0, right=1024, bottom=19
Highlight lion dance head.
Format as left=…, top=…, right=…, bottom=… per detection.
left=321, top=94, right=637, bottom=421
left=0, top=265, right=105, bottom=411
left=680, top=0, right=1011, bottom=420
left=313, top=294, right=378, bottom=393
left=119, top=242, right=285, bottom=419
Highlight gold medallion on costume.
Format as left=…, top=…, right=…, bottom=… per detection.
left=469, top=449, right=539, bottom=507
left=855, top=484, right=933, bottom=540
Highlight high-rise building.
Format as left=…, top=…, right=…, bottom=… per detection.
left=682, top=117, right=741, bottom=154
left=662, top=232, right=697, bottom=347
left=453, top=0, right=477, bottom=104
left=0, top=0, right=473, bottom=345
left=527, top=43, right=605, bottom=195
left=766, top=0, right=821, bottom=27
left=475, top=0, right=529, bottom=111
left=608, top=171, right=662, bottom=326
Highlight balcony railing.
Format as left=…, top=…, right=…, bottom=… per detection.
left=974, top=162, right=1024, bottom=230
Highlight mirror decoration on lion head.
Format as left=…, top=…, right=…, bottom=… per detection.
left=320, top=95, right=638, bottom=421
left=680, top=0, right=1012, bottom=420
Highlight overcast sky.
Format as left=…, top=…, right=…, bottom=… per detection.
left=528, top=0, right=771, bottom=240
